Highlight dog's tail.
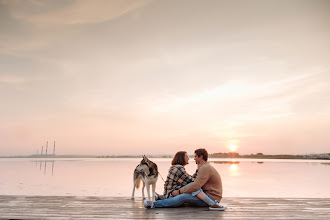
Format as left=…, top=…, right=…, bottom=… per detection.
left=135, top=177, right=141, bottom=189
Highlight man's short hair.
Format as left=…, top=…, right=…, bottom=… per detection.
left=195, top=148, right=208, bottom=161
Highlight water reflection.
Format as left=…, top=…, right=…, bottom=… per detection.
left=210, top=160, right=241, bottom=176
left=35, top=160, right=55, bottom=176
left=306, top=162, right=330, bottom=166
left=321, top=163, right=330, bottom=166
left=230, top=164, right=238, bottom=171
left=211, top=161, right=240, bottom=164
left=1, top=158, right=329, bottom=197
left=229, top=163, right=240, bottom=176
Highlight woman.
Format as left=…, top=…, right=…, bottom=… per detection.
left=157, top=151, right=195, bottom=199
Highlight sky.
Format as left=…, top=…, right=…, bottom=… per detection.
left=0, top=0, right=329, bottom=156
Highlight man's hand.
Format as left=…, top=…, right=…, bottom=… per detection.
left=172, top=190, right=179, bottom=197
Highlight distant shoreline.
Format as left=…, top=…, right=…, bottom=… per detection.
left=0, top=153, right=329, bottom=160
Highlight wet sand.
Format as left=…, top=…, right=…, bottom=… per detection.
left=0, top=196, right=330, bottom=219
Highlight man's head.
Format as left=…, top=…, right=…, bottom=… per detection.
left=194, top=148, right=208, bottom=164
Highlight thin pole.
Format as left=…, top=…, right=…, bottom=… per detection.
left=52, top=161, right=54, bottom=176
left=46, top=141, right=48, bottom=155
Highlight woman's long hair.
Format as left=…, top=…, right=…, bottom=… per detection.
left=171, top=151, right=187, bottom=166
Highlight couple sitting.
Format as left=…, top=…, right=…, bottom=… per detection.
left=144, top=148, right=226, bottom=211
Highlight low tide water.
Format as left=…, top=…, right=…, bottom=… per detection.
left=0, top=158, right=329, bottom=198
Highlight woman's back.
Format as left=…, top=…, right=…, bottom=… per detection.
left=163, top=164, right=197, bottom=198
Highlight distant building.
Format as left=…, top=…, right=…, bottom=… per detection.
left=304, top=153, right=330, bottom=159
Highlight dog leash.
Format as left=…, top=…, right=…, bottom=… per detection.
left=158, top=172, right=165, bottom=183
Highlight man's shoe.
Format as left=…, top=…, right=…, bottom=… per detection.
left=209, top=201, right=227, bottom=211
left=144, top=200, right=155, bottom=209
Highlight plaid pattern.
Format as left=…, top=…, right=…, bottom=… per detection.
left=163, top=165, right=198, bottom=199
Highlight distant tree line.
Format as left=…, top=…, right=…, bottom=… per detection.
left=209, top=152, right=304, bottom=159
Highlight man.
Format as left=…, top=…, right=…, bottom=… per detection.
left=144, top=148, right=226, bottom=211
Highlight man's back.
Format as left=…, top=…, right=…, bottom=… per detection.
left=200, top=163, right=223, bottom=201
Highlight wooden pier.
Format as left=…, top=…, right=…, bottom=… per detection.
left=0, top=196, right=329, bottom=219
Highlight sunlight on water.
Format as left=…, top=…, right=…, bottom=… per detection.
left=230, top=164, right=238, bottom=172
left=0, top=158, right=329, bottom=198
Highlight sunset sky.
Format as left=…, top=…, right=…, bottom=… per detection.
left=0, top=0, right=329, bottom=156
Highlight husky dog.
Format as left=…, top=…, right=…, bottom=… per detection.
left=131, top=155, right=158, bottom=202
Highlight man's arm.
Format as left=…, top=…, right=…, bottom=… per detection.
left=179, top=165, right=210, bottom=194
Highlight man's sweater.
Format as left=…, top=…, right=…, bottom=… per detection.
left=180, top=162, right=223, bottom=201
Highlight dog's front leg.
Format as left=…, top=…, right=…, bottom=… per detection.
left=146, top=183, right=151, bottom=201
left=151, top=183, right=156, bottom=203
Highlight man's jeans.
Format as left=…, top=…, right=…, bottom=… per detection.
left=155, top=193, right=210, bottom=207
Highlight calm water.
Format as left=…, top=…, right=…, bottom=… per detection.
left=0, top=158, right=329, bottom=198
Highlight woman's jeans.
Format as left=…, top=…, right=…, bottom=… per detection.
left=155, top=184, right=214, bottom=208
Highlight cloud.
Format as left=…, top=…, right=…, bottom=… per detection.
left=0, top=75, right=25, bottom=84
left=6, top=0, right=152, bottom=26
left=153, top=66, right=329, bottom=112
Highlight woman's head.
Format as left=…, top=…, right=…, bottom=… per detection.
left=171, top=151, right=189, bottom=166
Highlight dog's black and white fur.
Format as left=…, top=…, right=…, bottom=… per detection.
left=131, top=155, right=158, bottom=202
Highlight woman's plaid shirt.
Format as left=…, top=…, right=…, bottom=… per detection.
left=163, top=164, right=198, bottom=199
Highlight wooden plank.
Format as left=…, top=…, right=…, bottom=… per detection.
left=0, top=196, right=329, bottom=219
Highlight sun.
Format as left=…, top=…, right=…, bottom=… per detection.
left=230, top=144, right=237, bottom=152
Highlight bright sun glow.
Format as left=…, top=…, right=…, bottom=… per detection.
left=230, top=144, right=237, bottom=152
